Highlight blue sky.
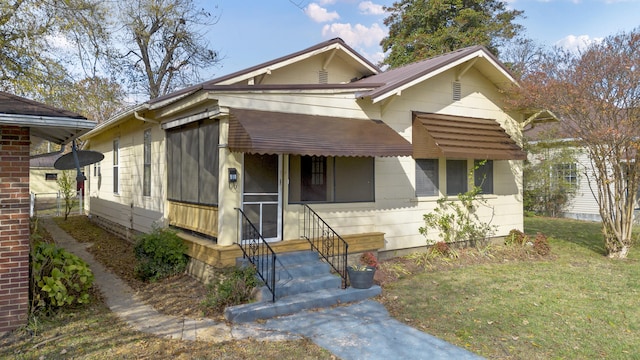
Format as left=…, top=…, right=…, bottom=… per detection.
left=200, top=0, right=640, bottom=77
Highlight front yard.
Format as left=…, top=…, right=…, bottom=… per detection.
left=378, top=217, right=640, bottom=359
left=2, top=216, right=639, bottom=359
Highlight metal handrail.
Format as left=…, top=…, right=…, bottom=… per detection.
left=235, top=208, right=277, bottom=302
left=301, top=204, right=348, bottom=288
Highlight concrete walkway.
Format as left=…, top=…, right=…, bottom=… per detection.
left=42, top=218, right=483, bottom=359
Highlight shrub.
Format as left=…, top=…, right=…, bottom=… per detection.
left=419, top=180, right=496, bottom=248
left=31, top=242, right=94, bottom=314
left=505, top=229, right=529, bottom=246
left=202, top=266, right=258, bottom=313
left=428, top=241, right=458, bottom=259
left=134, top=228, right=188, bottom=282
left=533, top=232, right=551, bottom=256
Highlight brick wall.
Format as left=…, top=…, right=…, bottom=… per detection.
left=0, top=126, right=31, bottom=334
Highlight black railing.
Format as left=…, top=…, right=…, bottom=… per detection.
left=235, top=208, right=277, bottom=302
left=301, top=204, right=348, bottom=288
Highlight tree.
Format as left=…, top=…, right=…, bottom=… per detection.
left=0, top=0, right=109, bottom=98
left=117, top=0, right=221, bottom=99
left=499, top=37, right=547, bottom=81
left=513, top=29, right=640, bottom=258
left=46, top=77, right=127, bottom=124
left=57, top=170, right=77, bottom=220
left=381, top=0, right=524, bottom=68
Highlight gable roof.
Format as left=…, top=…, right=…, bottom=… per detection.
left=149, top=38, right=380, bottom=106
left=355, top=46, right=517, bottom=103
left=0, top=92, right=96, bottom=144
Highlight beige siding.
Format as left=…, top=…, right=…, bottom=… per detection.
left=85, top=118, right=165, bottom=233
left=243, top=54, right=369, bottom=85
left=29, top=168, right=61, bottom=194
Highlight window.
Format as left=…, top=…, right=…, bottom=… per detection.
left=143, top=129, right=151, bottom=197
left=446, top=160, right=467, bottom=195
left=113, top=138, right=119, bottom=193
left=416, top=159, right=439, bottom=196
left=94, top=161, right=101, bottom=177
left=45, top=173, right=57, bottom=181
left=555, top=163, right=578, bottom=187
left=289, top=155, right=374, bottom=203
left=474, top=160, right=494, bottom=194
left=301, top=156, right=326, bottom=201
left=166, top=120, right=219, bottom=205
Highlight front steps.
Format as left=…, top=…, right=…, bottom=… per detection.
left=224, top=250, right=381, bottom=323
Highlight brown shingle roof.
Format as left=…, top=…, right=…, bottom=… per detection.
left=0, top=91, right=95, bottom=144
left=356, top=45, right=515, bottom=102
left=0, top=92, right=85, bottom=119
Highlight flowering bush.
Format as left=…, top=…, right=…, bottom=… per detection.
left=350, top=252, right=379, bottom=271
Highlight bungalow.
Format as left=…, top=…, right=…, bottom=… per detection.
left=0, top=91, right=94, bottom=334
left=80, top=38, right=531, bottom=282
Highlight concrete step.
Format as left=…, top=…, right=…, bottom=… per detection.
left=225, top=285, right=382, bottom=323
left=226, top=249, right=380, bottom=323
left=236, top=251, right=330, bottom=281
left=255, top=273, right=343, bottom=301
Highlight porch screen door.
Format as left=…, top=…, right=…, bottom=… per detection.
left=242, top=154, right=282, bottom=242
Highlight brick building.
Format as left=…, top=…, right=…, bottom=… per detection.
left=0, top=92, right=94, bottom=334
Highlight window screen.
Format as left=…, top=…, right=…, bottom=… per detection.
left=416, top=159, right=439, bottom=197
left=474, top=160, right=494, bottom=194
left=166, top=120, right=219, bottom=205
left=335, top=157, right=374, bottom=202
left=290, top=155, right=374, bottom=203
left=446, top=160, right=467, bottom=196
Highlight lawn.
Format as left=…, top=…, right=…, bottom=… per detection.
left=379, top=217, right=640, bottom=359
left=4, top=216, right=639, bottom=359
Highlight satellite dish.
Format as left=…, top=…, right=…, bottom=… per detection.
left=54, top=150, right=104, bottom=170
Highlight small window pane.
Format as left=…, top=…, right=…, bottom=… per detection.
left=474, top=160, right=493, bottom=194
left=416, top=159, right=439, bottom=196
left=113, top=139, right=119, bottom=193
left=446, top=160, right=467, bottom=196
left=143, top=129, right=151, bottom=197
left=335, top=157, right=374, bottom=202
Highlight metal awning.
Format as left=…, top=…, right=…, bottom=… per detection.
left=412, top=112, right=527, bottom=160
left=228, top=108, right=412, bottom=157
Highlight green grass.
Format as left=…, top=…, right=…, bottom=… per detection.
left=383, top=217, right=640, bottom=359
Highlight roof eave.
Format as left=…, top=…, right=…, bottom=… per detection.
left=0, top=114, right=96, bottom=144
left=80, top=103, right=149, bottom=140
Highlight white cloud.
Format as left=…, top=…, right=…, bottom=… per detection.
left=321, top=22, right=386, bottom=48
left=555, top=34, right=604, bottom=52
left=359, top=1, right=385, bottom=15
left=305, top=3, right=340, bottom=23
left=319, top=0, right=336, bottom=4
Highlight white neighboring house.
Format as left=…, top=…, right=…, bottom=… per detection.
left=524, top=123, right=603, bottom=222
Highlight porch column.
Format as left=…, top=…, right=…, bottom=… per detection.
left=217, top=119, right=241, bottom=246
